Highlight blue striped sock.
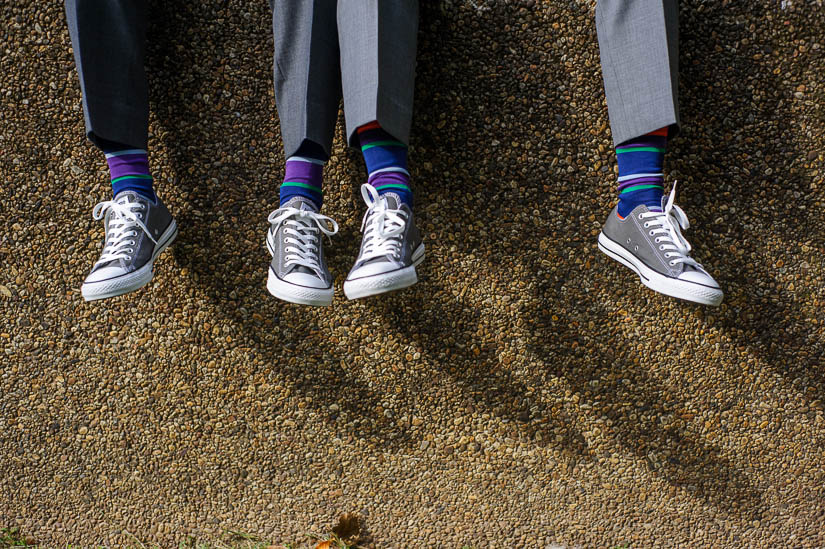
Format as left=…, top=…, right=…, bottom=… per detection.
left=357, top=122, right=413, bottom=208
left=616, top=128, right=668, bottom=218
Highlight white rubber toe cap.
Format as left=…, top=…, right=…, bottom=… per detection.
left=84, top=265, right=127, bottom=284
left=347, top=260, right=401, bottom=280
left=678, top=269, right=720, bottom=288
left=283, top=271, right=329, bottom=289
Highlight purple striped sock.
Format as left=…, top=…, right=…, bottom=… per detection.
left=280, top=157, right=324, bottom=208
left=105, top=148, right=155, bottom=201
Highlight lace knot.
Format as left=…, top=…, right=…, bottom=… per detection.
left=358, top=184, right=407, bottom=262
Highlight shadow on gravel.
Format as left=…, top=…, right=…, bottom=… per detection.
left=524, top=288, right=765, bottom=520
left=410, top=0, right=771, bottom=520
left=517, top=1, right=825, bottom=521
left=133, top=0, right=824, bottom=525
left=144, top=0, right=405, bottom=449
left=676, top=2, right=825, bottom=408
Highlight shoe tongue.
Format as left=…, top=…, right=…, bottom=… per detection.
left=284, top=196, right=318, bottom=212
left=114, top=190, right=139, bottom=204
left=380, top=192, right=401, bottom=210
left=361, top=193, right=405, bottom=268
left=282, top=197, right=319, bottom=276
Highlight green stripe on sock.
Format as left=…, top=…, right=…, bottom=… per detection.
left=373, top=183, right=411, bottom=192
left=361, top=140, right=407, bottom=151
left=111, top=174, right=153, bottom=184
left=619, top=184, right=664, bottom=195
left=281, top=181, right=323, bottom=193
left=616, top=147, right=667, bottom=154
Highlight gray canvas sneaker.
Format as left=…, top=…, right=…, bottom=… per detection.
left=344, top=184, right=425, bottom=300
left=266, top=197, right=339, bottom=306
left=597, top=185, right=723, bottom=306
left=82, top=191, right=177, bottom=301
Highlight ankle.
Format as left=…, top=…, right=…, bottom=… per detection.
left=105, top=148, right=156, bottom=201
left=369, top=172, right=413, bottom=208
left=280, top=141, right=326, bottom=208
left=615, top=128, right=668, bottom=218
left=357, top=122, right=413, bottom=208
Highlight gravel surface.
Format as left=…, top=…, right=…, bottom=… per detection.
left=2, top=1, right=825, bottom=547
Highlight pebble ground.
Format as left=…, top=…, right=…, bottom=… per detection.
left=2, top=1, right=825, bottom=547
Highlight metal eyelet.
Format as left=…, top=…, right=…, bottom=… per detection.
left=638, top=214, right=644, bottom=220
left=626, top=238, right=631, bottom=244
left=659, top=245, right=665, bottom=250
left=649, top=231, right=655, bottom=236
left=643, top=222, right=650, bottom=228
left=634, top=245, right=639, bottom=251
left=669, top=261, right=676, bottom=266
left=130, top=240, right=135, bottom=246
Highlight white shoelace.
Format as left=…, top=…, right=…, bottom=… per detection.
left=357, top=184, right=408, bottom=263
left=92, top=196, right=156, bottom=264
left=267, top=206, right=339, bottom=277
left=637, top=183, right=702, bottom=269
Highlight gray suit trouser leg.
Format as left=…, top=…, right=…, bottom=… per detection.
left=65, top=0, right=149, bottom=150
left=65, top=0, right=417, bottom=156
left=596, top=0, right=680, bottom=146
left=337, top=0, right=418, bottom=149
left=271, top=0, right=418, bottom=158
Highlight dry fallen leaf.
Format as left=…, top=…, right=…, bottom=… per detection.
left=332, top=512, right=361, bottom=544
left=315, top=541, right=332, bottom=549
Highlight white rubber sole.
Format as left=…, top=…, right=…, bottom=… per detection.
left=266, top=267, right=334, bottom=307
left=343, top=244, right=425, bottom=300
left=82, top=220, right=178, bottom=302
left=598, top=232, right=723, bottom=306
